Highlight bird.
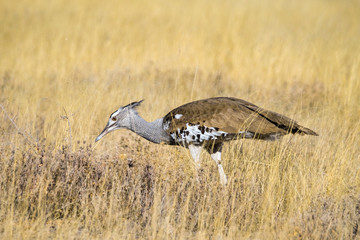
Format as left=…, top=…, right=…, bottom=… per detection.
left=95, top=97, right=318, bottom=185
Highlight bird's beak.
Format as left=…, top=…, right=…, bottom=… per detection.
left=95, top=123, right=115, bottom=142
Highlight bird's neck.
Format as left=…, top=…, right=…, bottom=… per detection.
left=129, top=114, right=170, bottom=144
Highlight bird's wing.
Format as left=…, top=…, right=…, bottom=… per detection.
left=240, top=100, right=318, bottom=135
left=163, top=97, right=316, bottom=136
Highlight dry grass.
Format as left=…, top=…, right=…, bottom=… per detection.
left=1, top=0, right=359, bottom=239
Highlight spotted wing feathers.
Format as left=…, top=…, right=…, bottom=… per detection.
left=163, top=97, right=317, bottom=143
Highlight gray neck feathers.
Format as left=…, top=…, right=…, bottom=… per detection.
left=128, top=114, right=170, bottom=144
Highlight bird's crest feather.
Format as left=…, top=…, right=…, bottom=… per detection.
left=124, top=99, right=144, bottom=109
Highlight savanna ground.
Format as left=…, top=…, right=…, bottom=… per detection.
left=0, top=0, right=359, bottom=239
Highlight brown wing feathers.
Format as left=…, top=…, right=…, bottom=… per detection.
left=163, top=97, right=318, bottom=138
left=239, top=100, right=318, bottom=136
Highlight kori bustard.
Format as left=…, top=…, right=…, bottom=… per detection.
left=95, top=97, right=318, bottom=185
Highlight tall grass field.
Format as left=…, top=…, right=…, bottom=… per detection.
left=0, top=0, right=359, bottom=239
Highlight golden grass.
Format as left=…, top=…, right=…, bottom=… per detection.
left=0, top=0, right=359, bottom=239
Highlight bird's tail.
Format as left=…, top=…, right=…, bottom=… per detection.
left=297, top=125, right=319, bottom=136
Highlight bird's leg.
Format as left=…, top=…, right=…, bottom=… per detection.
left=188, top=144, right=203, bottom=182
left=206, top=142, right=228, bottom=186
left=210, top=151, right=228, bottom=186
left=188, top=144, right=202, bottom=169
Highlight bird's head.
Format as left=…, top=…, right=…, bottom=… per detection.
left=95, top=100, right=143, bottom=142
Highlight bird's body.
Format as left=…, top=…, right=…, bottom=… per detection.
left=96, top=97, right=318, bottom=185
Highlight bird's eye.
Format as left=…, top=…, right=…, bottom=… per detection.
left=111, top=117, right=116, bottom=121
